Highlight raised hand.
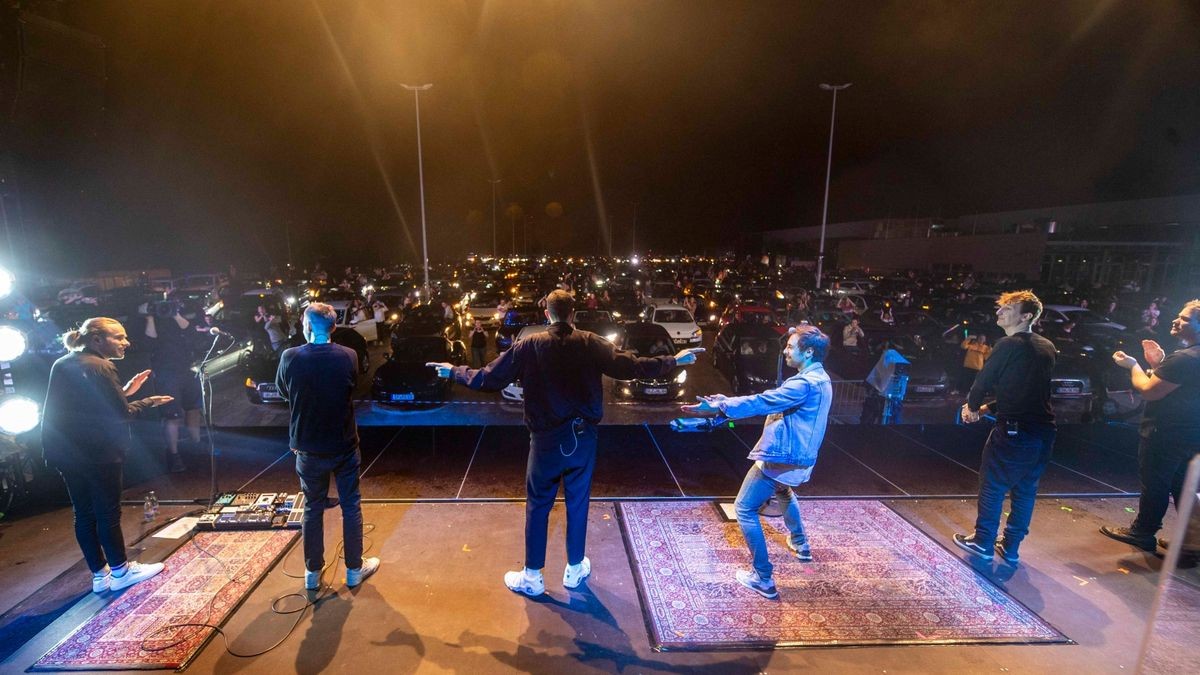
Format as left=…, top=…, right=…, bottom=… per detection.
left=1112, top=350, right=1137, bottom=370
left=673, top=347, right=705, bottom=365
left=1141, top=340, right=1165, bottom=368
left=426, top=362, right=454, bottom=379
left=123, top=369, right=152, bottom=397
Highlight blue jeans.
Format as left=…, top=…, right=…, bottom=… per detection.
left=734, top=464, right=808, bottom=581
left=973, top=423, right=1055, bottom=551
left=295, top=449, right=363, bottom=572
left=60, top=463, right=127, bottom=574
left=525, top=421, right=597, bottom=570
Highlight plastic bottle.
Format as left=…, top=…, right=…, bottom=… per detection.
left=149, top=491, right=159, bottom=519
left=143, top=493, right=154, bottom=522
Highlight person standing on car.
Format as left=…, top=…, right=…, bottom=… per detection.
left=1101, top=299, right=1200, bottom=566
left=470, top=318, right=488, bottom=367
left=681, top=325, right=833, bottom=599
left=276, top=302, right=380, bottom=590
left=956, top=290, right=1056, bottom=566
left=42, top=318, right=173, bottom=593
left=426, top=290, right=701, bottom=597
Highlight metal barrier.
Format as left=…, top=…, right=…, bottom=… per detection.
left=830, top=379, right=867, bottom=423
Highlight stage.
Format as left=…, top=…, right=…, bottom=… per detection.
left=0, top=424, right=1193, bottom=673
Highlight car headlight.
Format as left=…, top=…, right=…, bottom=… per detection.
left=604, top=332, right=620, bottom=343
left=612, top=311, right=622, bottom=318
left=708, top=314, right=717, bottom=322
left=675, top=370, right=687, bottom=384
left=285, top=296, right=297, bottom=306
left=691, top=329, right=701, bottom=337
left=0, top=326, right=27, bottom=361
left=0, top=396, right=39, bottom=434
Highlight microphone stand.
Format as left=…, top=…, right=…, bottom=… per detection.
left=196, top=332, right=233, bottom=508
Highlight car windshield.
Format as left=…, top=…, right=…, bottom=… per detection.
left=1063, top=309, right=1113, bottom=324
left=392, top=337, right=448, bottom=362
left=626, top=332, right=674, bottom=356
left=404, top=306, right=444, bottom=323
left=739, top=338, right=773, bottom=356
left=655, top=309, right=693, bottom=323
left=504, top=309, right=542, bottom=325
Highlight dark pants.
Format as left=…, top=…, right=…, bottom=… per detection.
left=59, top=463, right=127, bottom=574
left=958, top=366, right=980, bottom=393
left=296, top=448, right=364, bottom=572
left=1130, top=429, right=1200, bottom=536
left=524, top=422, right=597, bottom=570
left=973, top=423, right=1056, bottom=552
left=472, top=346, right=487, bottom=368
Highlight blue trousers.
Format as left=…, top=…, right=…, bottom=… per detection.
left=734, top=464, right=808, bottom=581
left=296, top=449, right=364, bottom=572
left=973, top=424, right=1055, bottom=551
left=60, top=463, right=127, bottom=574
left=524, top=422, right=597, bottom=570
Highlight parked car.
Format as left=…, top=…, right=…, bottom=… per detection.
left=717, top=303, right=786, bottom=334
left=496, top=304, right=547, bottom=352
left=464, top=287, right=510, bottom=327
left=611, top=323, right=687, bottom=400
left=1041, top=304, right=1126, bottom=331
left=607, top=289, right=650, bottom=324
left=499, top=324, right=551, bottom=402
left=712, top=322, right=793, bottom=394
left=239, top=328, right=369, bottom=404
left=372, top=326, right=466, bottom=404
left=573, top=309, right=623, bottom=346
left=650, top=303, right=702, bottom=347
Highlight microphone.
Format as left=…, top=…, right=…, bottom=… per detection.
left=208, top=326, right=235, bottom=338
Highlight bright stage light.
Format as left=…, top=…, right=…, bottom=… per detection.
left=0, top=396, right=39, bottom=435
left=0, top=267, right=13, bottom=300
left=0, top=326, right=27, bottom=362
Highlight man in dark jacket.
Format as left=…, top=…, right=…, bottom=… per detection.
left=276, top=302, right=379, bottom=591
left=428, top=290, right=702, bottom=597
left=957, top=290, right=1057, bottom=565
left=42, top=317, right=173, bottom=593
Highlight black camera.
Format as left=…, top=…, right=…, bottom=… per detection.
left=149, top=300, right=180, bottom=318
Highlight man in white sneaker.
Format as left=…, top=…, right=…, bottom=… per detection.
left=682, top=325, right=832, bottom=599
left=429, top=290, right=701, bottom=596
left=42, top=317, right=174, bottom=592
left=276, top=303, right=379, bottom=590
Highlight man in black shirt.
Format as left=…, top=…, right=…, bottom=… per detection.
left=276, top=302, right=379, bottom=590
left=1101, top=299, right=1200, bottom=565
left=428, top=290, right=701, bottom=597
left=956, top=290, right=1056, bottom=565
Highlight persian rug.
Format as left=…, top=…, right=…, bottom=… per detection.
left=617, top=500, right=1068, bottom=650
left=33, top=529, right=297, bottom=670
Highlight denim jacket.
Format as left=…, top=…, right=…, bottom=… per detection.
left=717, top=362, right=832, bottom=467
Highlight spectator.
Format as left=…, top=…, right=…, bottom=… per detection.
left=842, top=318, right=864, bottom=351
left=145, top=306, right=203, bottom=473
left=470, top=319, right=488, bottom=368
left=957, top=334, right=991, bottom=394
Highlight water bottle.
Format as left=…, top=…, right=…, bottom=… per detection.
left=149, top=491, right=159, bottom=519
left=143, top=493, right=154, bottom=522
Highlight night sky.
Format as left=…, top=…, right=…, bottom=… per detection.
left=5, top=0, right=1199, bottom=275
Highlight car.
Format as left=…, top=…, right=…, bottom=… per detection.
left=496, top=304, right=547, bottom=352
left=717, top=303, right=787, bottom=334
left=573, top=309, right=623, bottom=346
left=650, top=304, right=702, bottom=347
left=219, top=289, right=292, bottom=341
left=239, top=328, right=369, bottom=404
left=712, top=322, right=793, bottom=394
left=464, top=287, right=510, bottom=327
left=320, top=289, right=380, bottom=344
left=1041, top=304, right=1126, bottom=331
left=611, top=323, right=687, bottom=400
left=607, top=289, right=650, bottom=324
left=372, top=327, right=467, bottom=405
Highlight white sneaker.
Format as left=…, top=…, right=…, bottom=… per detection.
left=305, top=569, right=321, bottom=591
left=504, top=569, right=545, bottom=597
left=346, top=557, right=380, bottom=587
left=563, top=557, right=591, bottom=589
left=109, top=561, right=164, bottom=591
left=92, top=566, right=111, bottom=593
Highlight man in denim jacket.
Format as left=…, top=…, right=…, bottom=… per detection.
left=683, top=325, right=832, bottom=598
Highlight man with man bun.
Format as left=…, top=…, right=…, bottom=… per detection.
left=42, top=317, right=174, bottom=593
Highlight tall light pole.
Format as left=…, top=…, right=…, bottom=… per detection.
left=488, top=178, right=501, bottom=257
left=816, top=82, right=851, bottom=291
left=403, top=82, right=433, bottom=295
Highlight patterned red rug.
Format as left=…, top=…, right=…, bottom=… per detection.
left=617, top=500, right=1068, bottom=650
left=33, top=529, right=297, bottom=671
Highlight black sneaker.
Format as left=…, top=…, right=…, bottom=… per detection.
left=953, top=533, right=994, bottom=560
left=1099, top=526, right=1156, bottom=551
left=995, top=539, right=1020, bottom=565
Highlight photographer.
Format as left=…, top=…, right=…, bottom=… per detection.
left=254, top=304, right=288, bottom=354
left=145, top=302, right=202, bottom=473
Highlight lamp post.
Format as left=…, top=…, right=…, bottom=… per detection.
left=402, top=82, right=433, bottom=294
left=488, top=179, right=501, bottom=257
left=816, top=82, right=851, bottom=291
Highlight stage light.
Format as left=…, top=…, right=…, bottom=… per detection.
left=0, top=396, right=39, bottom=435
left=0, top=267, right=12, bottom=300
left=0, top=326, right=27, bottom=361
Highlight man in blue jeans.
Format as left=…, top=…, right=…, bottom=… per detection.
left=683, top=325, right=833, bottom=599
left=958, top=290, right=1057, bottom=566
left=277, top=302, right=379, bottom=590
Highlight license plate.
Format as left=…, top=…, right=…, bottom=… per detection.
left=257, top=384, right=282, bottom=400
left=390, top=393, right=415, bottom=401
left=1056, top=386, right=1080, bottom=394
left=912, top=385, right=936, bottom=393
left=644, top=387, right=668, bottom=395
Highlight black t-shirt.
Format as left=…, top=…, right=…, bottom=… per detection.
left=1144, top=344, right=1200, bottom=435
left=967, top=331, right=1056, bottom=425
left=275, top=343, right=359, bottom=454
left=471, top=329, right=487, bottom=349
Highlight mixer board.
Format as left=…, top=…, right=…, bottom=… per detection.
left=196, top=492, right=305, bottom=530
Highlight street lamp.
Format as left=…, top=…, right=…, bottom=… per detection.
left=403, top=82, right=433, bottom=295
left=488, top=178, right=501, bottom=257
left=816, top=82, right=851, bottom=291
